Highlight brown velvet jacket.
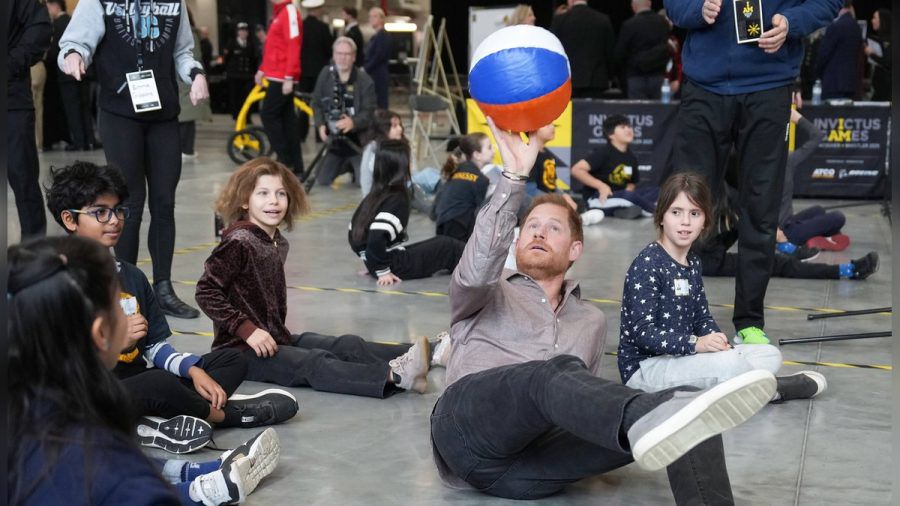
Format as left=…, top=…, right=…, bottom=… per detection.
left=196, top=221, right=292, bottom=349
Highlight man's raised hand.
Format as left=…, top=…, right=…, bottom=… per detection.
left=486, top=116, right=544, bottom=178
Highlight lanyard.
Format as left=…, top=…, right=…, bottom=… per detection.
left=126, top=0, right=154, bottom=70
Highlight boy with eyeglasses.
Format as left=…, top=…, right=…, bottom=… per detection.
left=45, top=161, right=299, bottom=454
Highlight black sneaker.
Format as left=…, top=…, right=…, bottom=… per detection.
left=153, top=280, right=200, bottom=319
left=137, top=415, right=212, bottom=454
left=774, top=371, right=827, bottom=402
left=226, top=389, right=299, bottom=428
left=851, top=252, right=879, bottom=280
left=795, top=245, right=821, bottom=261
left=612, top=206, right=642, bottom=219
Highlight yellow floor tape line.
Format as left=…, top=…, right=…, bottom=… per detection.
left=169, top=330, right=891, bottom=371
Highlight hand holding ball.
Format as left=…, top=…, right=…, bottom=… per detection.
left=469, top=25, right=571, bottom=133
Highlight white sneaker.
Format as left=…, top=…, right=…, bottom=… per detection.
left=389, top=335, right=430, bottom=393
left=431, top=332, right=452, bottom=367
left=136, top=415, right=212, bottom=454
left=219, top=428, right=280, bottom=496
left=190, top=456, right=250, bottom=505
left=580, top=209, right=605, bottom=226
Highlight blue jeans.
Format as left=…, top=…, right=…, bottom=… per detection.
left=431, top=355, right=734, bottom=502
left=587, top=186, right=659, bottom=213
left=782, top=206, right=845, bottom=245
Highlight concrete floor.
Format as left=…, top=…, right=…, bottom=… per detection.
left=10, top=114, right=892, bottom=505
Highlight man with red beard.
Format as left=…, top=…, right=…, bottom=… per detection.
left=429, top=118, right=776, bottom=501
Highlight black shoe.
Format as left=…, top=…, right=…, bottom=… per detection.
left=612, top=206, right=642, bottom=219
left=773, top=371, right=827, bottom=403
left=224, top=389, right=299, bottom=428
left=794, top=245, right=821, bottom=261
left=851, top=252, right=879, bottom=279
left=137, top=415, right=212, bottom=454
left=153, top=280, right=200, bottom=319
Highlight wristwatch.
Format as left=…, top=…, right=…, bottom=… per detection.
left=688, top=335, right=698, bottom=345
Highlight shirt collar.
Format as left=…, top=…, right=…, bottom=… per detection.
left=503, top=270, right=583, bottom=302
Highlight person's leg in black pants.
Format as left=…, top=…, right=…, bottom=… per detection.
left=101, top=110, right=147, bottom=265
left=430, top=355, right=734, bottom=502
left=772, top=254, right=839, bottom=279
left=7, top=109, right=46, bottom=239
left=389, top=236, right=466, bottom=280
left=260, top=82, right=300, bottom=173
left=732, top=85, right=791, bottom=331
left=59, top=80, right=90, bottom=148
left=143, top=120, right=183, bottom=286
left=242, top=342, right=394, bottom=398
left=178, top=121, right=196, bottom=155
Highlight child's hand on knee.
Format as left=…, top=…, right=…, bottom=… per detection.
left=247, top=329, right=279, bottom=357
left=696, top=332, right=730, bottom=353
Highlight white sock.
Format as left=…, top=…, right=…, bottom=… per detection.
left=162, top=459, right=187, bottom=484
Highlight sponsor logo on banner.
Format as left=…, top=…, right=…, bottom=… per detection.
left=811, top=168, right=835, bottom=179
left=838, top=169, right=880, bottom=179
left=813, top=117, right=882, bottom=143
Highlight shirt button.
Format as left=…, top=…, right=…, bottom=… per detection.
left=554, top=343, right=559, bottom=349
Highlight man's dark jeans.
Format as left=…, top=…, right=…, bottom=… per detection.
left=431, top=355, right=734, bottom=504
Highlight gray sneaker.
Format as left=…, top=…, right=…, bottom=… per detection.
left=389, top=335, right=430, bottom=393
left=627, top=369, right=776, bottom=471
left=220, top=428, right=281, bottom=496
left=431, top=331, right=452, bottom=367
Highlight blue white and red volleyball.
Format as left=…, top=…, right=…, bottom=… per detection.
left=469, top=25, right=571, bottom=132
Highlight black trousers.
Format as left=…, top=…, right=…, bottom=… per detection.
left=431, top=355, right=733, bottom=503
left=436, top=212, right=477, bottom=243
left=377, top=236, right=465, bottom=280
left=701, top=251, right=838, bottom=280
left=242, top=332, right=411, bottom=398
left=178, top=121, right=196, bottom=155
left=8, top=109, right=46, bottom=239
left=673, top=80, right=792, bottom=331
left=118, top=348, right=247, bottom=420
left=260, top=82, right=302, bottom=173
left=227, top=77, right=255, bottom=119
left=100, top=110, right=182, bottom=282
left=59, top=80, right=93, bottom=148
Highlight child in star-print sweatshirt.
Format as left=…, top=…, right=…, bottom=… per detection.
left=615, top=173, right=827, bottom=402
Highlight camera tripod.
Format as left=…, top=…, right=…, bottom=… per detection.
left=298, top=134, right=361, bottom=194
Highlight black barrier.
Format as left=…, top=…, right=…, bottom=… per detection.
left=568, top=100, right=890, bottom=199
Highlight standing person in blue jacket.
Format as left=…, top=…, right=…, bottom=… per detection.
left=364, top=7, right=392, bottom=109
left=618, top=173, right=827, bottom=402
left=665, top=0, right=842, bottom=345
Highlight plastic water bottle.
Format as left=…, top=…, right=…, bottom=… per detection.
left=661, top=78, right=671, bottom=104
left=812, top=80, right=822, bottom=105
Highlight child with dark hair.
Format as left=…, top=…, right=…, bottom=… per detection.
left=618, top=173, right=827, bottom=402
left=360, top=109, right=406, bottom=196
left=525, top=123, right=578, bottom=210
left=350, top=139, right=465, bottom=286
left=571, top=114, right=659, bottom=219
left=9, top=236, right=280, bottom=506
left=197, top=157, right=433, bottom=396
left=433, top=132, right=492, bottom=240
left=45, top=161, right=298, bottom=454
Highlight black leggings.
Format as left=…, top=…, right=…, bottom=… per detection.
left=379, top=235, right=466, bottom=280
left=118, top=348, right=248, bottom=420
left=178, top=121, right=196, bottom=155
left=100, top=110, right=182, bottom=282
left=260, top=82, right=301, bottom=173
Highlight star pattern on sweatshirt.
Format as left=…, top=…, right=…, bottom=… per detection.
left=617, top=242, right=722, bottom=384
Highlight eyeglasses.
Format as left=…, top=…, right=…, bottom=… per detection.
left=68, top=206, right=131, bottom=223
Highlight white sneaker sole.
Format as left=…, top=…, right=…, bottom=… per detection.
left=229, top=388, right=298, bottom=403
left=136, top=415, right=212, bottom=454
left=410, top=336, right=430, bottom=394
left=244, top=428, right=280, bottom=494
left=632, top=369, right=776, bottom=472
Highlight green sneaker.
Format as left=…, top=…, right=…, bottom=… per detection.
left=736, top=326, right=770, bottom=345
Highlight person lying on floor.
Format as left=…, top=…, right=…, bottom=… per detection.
left=45, top=161, right=298, bottom=455
left=430, top=116, right=776, bottom=502
left=196, top=157, right=431, bottom=397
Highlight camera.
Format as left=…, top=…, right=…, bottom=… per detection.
left=322, top=65, right=356, bottom=137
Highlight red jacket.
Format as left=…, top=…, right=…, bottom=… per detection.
left=259, top=0, right=302, bottom=81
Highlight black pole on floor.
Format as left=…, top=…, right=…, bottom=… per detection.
left=807, top=307, right=893, bottom=320
left=779, top=331, right=892, bottom=345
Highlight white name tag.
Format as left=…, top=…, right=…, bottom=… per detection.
left=120, top=295, right=138, bottom=316
left=623, top=165, right=633, bottom=176
left=674, top=278, right=691, bottom=297
left=733, top=0, right=764, bottom=44
left=126, top=70, right=162, bottom=112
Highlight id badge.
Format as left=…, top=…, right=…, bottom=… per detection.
left=674, top=279, right=691, bottom=297
left=623, top=165, right=633, bottom=176
left=126, top=70, right=162, bottom=112
left=120, top=295, right=139, bottom=316
left=733, top=0, right=764, bottom=44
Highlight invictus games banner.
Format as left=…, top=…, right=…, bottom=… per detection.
left=570, top=101, right=678, bottom=189
left=793, top=104, right=890, bottom=198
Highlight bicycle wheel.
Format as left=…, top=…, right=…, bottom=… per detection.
left=245, top=125, right=273, bottom=157
left=227, top=128, right=269, bottom=164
